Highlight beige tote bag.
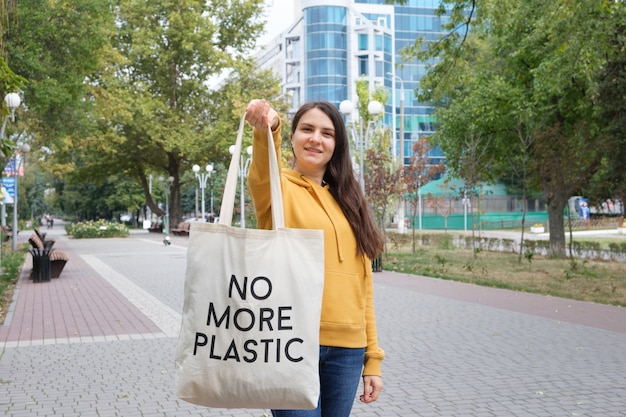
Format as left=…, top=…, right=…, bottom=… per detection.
left=175, top=114, right=324, bottom=409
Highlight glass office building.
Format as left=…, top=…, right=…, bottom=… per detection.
left=254, top=0, right=449, bottom=166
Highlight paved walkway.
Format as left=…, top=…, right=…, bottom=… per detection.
left=0, top=225, right=624, bottom=416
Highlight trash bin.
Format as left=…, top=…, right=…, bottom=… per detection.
left=30, top=249, right=51, bottom=283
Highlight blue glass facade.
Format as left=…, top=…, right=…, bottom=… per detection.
left=384, top=0, right=447, bottom=165
left=304, top=6, right=348, bottom=103
left=259, top=0, right=448, bottom=166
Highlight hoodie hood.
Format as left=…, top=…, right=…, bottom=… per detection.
left=282, top=169, right=345, bottom=262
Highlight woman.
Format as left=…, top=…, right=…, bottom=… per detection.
left=245, top=99, right=385, bottom=417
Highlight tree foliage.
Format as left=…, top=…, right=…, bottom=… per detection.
left=2, top=0, right=288, bottom=226
left=591, top=1, right=626, bottom=212
left=405, top=0, right=613, bottom=257
left=403, top=138, right=444, bottom=253
left=4, top=0, right=112, bottom=147
left=365, top=148, right=401, bottom=253
left=356, top=79, right=399, bottom=250
left=0, top=0, right=26, bottom=96
left=69, top=0, right=284, bottom=225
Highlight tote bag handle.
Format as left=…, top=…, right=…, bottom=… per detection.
left=219, top=113, right=284, bottom=229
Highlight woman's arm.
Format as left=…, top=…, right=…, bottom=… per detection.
left=245, top=100, right=282, bottom=230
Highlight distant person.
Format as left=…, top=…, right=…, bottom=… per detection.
left=580, top=202, right=590, bottom=228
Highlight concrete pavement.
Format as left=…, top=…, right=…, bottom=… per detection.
left=0, top=224, right=624, bottom=416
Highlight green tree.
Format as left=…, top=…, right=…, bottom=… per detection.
left=0, top=0, right=29, bottom=157
left=403, top=137, right=444, bottom=253
left=591, top=1, right=626, bottom=219
left=365, top=148, right=401, bottom=253
left=2, top=0, right=114, bottom=224
left=76, top=0, right=282, bottom=227
left=357, top=80, right=399, bottom=250
left=4, top=0, right=112, bottom=148
left=407, top=0, right=610, bottom=258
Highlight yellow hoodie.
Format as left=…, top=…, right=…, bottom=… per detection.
left=247, top=123, right=384, bottom=377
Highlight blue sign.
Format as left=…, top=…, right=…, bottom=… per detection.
left=2, top=177, right=15, bottom=203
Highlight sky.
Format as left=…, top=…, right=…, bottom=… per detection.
left=260, top=0, right=296, bottom=44
left=209, top=0, right=295, bottom=86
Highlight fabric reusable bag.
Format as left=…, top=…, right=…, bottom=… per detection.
left=175, top=114, right=325, bottom=410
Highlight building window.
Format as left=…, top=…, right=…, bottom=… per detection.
left=375, top=34, right=383, bottom=51
left=358, top=56, right=368, bottom=76
left=305, top=5, right=346, bottom=25
left=286, top=63, right=296, bottom=84
left=358, top=33, right=368, bottom=50
left=375, top=60, right=383, bottom=77
left=286, top=37, right=301, bottom=60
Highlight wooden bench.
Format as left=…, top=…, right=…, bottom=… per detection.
left=28, top=233, right=68, bottom=279
left=148, top=221, right=163, bottom=233
left=1, top=225, right=12, bottom=242
left=34, top=227, right=55, bottom=246
left=28, top=232, right=54, bottom=251
left=49, top=250, right=69, bottom=279
left=171, top=222, right=191, bottom=236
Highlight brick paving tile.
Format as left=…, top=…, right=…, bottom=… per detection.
left=0, top=224, right=624, bottom=416
left=0, top=234, right=162, bottom=346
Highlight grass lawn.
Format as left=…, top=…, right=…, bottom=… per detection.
left=0, top=242, right=28, bottom=324
left=383, top=232, right=626, bottom=307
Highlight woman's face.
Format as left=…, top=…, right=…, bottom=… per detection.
left=291, top=107, right=336, bottom=179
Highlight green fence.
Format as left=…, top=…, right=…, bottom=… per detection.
left=406, top=211, right=550, bottom=231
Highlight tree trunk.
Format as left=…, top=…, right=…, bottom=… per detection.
left=518, top=194, right=527, bottom=264
left=546, top=195, right=567, bottom=258
left=170, top=181, right=182, bottom=228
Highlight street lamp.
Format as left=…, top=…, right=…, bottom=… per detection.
left=192, top=163, right=214, bottom=222
left=229, top=145, right=253, bottom=228
left=2, top=93, right=21, bottom=129
left=12, top=143, right=30, bottom=252
left=388, top=72, right=406, bottom=233
left=0, top=93, right=22, bottom=271
left=339, top=99, right=383, bottom=191
left=159, top=176, right=174, bottom=244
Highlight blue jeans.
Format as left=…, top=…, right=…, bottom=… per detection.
left=272, top=346, right=365, bottom=417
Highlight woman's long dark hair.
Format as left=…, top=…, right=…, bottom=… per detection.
left=291, top=101, right=384, bottom=259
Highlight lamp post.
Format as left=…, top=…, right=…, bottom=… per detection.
left=387, top=72, right=406, bottom=233
left=1, top=93, right=22, bottom=270
left=387, top=72, right=405, bottom=163
left=145, top=174, right=153, bottom=229
left=192, top=163, right=214, bottom=222
left=339, top=99, right=383, bottom=192
left=12, top=143, right=30, bottom=252
left=159, top=176, right=174, bottom=244
left=229, top=145, right=253, bottom=228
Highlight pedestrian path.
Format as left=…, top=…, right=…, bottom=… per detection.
left=0, top=225, right=624, bottom=416
left=0, top=230, right=166, bottom=347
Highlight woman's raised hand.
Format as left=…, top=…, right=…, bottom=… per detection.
left=245, top=99, right=279, bottom=131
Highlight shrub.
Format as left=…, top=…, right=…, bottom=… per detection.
left=65, top=220, right=130, bottom=239
left=435, top=233, right=454, bottom=250
left=501, top=238, right=516, bottom=252
left=0, top=243, right=28, bottom=323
